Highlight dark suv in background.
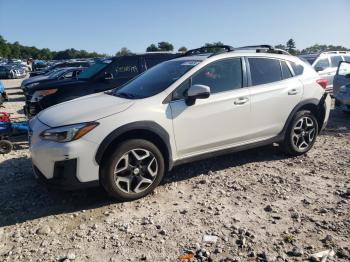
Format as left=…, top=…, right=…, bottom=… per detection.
left=24, top=53, right=179, bottom=117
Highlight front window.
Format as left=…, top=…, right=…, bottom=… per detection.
left=337, top=62, right=350, bottom=76
left=77, top=60, right=111, bottom=80
left=113, top=60, right=201, bottom=99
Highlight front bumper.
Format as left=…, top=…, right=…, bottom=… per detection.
left=29, top=117, right=100, bottom=190
left=33, top=159, right=99, bottom=190
left=320, top=93, right=331, bottom=131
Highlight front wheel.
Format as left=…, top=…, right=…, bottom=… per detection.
left=101, top=139, right=165, bottom=201
left=282, top=110, right=318, bottom=156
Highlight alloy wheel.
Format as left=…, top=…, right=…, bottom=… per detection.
left=114, top=148, right=158, bottom=194
left=292, top=116, right=316, bottom=150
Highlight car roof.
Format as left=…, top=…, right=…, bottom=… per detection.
left=171, top=51, right=301, bottom=64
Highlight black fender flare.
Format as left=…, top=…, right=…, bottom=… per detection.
left=279, top=95, right=326, bottom=139
left=95, top=121, right=173, bottom=169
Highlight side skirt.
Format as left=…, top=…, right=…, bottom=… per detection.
left=172, top=135, right=284, bottom=168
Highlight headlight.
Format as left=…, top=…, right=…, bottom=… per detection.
left=30, top=89, right=57, bottom=102
left=40, top=122, right=99, bottom=142
left=27, top=82, right=40, bottom=88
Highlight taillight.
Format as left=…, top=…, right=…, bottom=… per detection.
left=316, top=79, right=327, bottom=89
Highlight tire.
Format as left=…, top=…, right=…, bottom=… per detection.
left=100, top=139, right=165, bottom=201
left=282, top=110, right=318, bottom=156
left=0, top=95, right=4, bottom=106
left=0, top=140, right=13, bottom=154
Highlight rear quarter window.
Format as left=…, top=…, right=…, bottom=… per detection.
left=290, top=62, right=304, bottom=76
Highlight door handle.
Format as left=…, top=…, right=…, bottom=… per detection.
left=288, top=89, right=298, bottom=95
left=234, top=97, right=249, bottom=105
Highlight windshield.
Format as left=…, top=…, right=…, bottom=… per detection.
left=48, top=68, right=66, bottom=78
left=77, top=60, right=111, bottom=79
left=113, top=60, right=201, bottom=99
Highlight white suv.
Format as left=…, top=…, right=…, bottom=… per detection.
left=29, top=45, right=331, bottom=201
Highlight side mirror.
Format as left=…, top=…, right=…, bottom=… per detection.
left=315, top=66, right=324, bottom=72
left=104, top=72, right=113, bottom=80
left=185, top=84, right=210, bottom=106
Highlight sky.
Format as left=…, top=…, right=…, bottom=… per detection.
left=0, top=0, right=350, bottom=55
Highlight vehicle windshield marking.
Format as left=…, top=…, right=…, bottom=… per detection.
left=113, top=60, right=201, bottom=99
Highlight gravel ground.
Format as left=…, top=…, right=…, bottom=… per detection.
left=0, top=78, right=349, bottom=262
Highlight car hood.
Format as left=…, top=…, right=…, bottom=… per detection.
left=37, top=92, right=134, bottom=127
left=23, top=75, right=50, bottom=86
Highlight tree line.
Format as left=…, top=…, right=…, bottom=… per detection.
left=1, top=35, right=349, bottom=60
left=117, top=39, right=350, bottom=57
left=0, top=35, right=105, bottom=60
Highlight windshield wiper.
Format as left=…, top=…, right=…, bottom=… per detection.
left=114, top=92, right=138, bottom=99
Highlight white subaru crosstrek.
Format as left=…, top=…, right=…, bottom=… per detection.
left=29, top=45, right=331, bottom=201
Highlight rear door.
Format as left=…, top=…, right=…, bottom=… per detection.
left=247, top=57, right=303, bottom=140
left=333, top=61, right=350, bottom=95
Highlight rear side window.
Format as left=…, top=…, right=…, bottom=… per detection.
left=314, top=58, right=330, bottom=69
left=113, top=57, right=140, bottom=79
left=290, top=62, right=304, bottom=76
left=330, top=56, right=343, bottom=67
left=248, top=58, right=282, bottom=85
left=344, top=56, right=350, bottom=62
left=281, top=61, right=293, bottom=79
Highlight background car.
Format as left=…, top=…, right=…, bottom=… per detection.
left=333, top=61, right=350, bottom=113
left=299, top=51, right=350, bottom=95
left=24, top=52, right=180, bottom=117
left=21, top=67, right=86, bottom=92
left=0, top=65, right=16, bottom=79
left=30, top=60, right=92, bottom=77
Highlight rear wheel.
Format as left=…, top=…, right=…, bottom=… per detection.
left=101, top=139, right=165, bottom=201
left=282, top=110, right=318, bottom=156
left=0, top=140, right=13, bottom=154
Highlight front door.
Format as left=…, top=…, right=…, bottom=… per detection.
left=170, top=58, right=251, bottom=158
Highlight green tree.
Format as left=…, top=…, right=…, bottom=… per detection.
left=115, top=47, right=132, bottom=56
left=203, top=42, right=226, bottom=52
left=146, top=44, right=159, bottom=52
left=286, top=39, right=296, bottom=55
left=300, top=44, right=350, bottom=54
left=274, top=44, right=287, bottom=51
left=157, top=41, right=174, bottom=51
left=178, top=46, right=187, bottom=53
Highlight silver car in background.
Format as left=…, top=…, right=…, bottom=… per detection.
left=333, top=61, right=350, bottom=113
left=299, top=51, right=350, bottom=95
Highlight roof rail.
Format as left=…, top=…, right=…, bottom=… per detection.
left=184, top=45, right=234, bottom=56
left=235, top=45, right=290, bottom=55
